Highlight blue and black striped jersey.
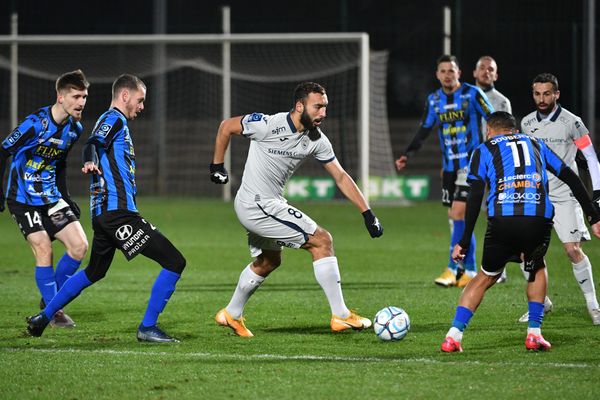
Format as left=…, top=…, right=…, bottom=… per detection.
left=468, top=133, right=566, bottom=218
left=86, top=108, right=137, bottom=217
left=421, top=83, right=494, bottom=172
left=1, top=106, right=83, bottom=205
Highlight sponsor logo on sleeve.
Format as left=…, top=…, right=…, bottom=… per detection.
left=6, top=129, right=22, bottom=145
left=96, top=123, right=112, bottom=138
left=248, top=113, right=264, bottom=122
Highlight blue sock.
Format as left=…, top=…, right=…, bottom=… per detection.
left=448, top=220, right=465, bottom=271
left=35, top=266, right=57, bottom=305
left=44, top=270, right=93, bottom=319
left=464, top=232, right=477, bottom=273
left=141, top=269, right=181, bottom=328
left=55, top=252, right=82, bottom=290
left=451, top=305, right=474, bottom=332
left=528, top=301, right=545, bottom=328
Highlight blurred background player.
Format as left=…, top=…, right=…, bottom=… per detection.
left=209, top=82, right=383, bottom=337
left=519, top=73, right=600, bottom=325
left=395, top=55, right=494, bottom=288
left=473, top=55, right=512, bottom=283
left=0, top=70, right=90, bottom=328
left=442, top=111, right=600, bottom=353
left=473, top=55, right=512, bottom=116
left=26, top=74, right=186, bottom=342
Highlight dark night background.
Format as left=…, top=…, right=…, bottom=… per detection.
left=1, top=0, right=597, bottom=121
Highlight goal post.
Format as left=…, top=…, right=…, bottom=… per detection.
left=0, top=32, right=393, bottom=201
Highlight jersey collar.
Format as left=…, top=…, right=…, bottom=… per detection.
left=536, top=104, right=562, bottom=122
left=112, top=107, right=128, bottom=119
left=286, top=112, right=297, bottom=133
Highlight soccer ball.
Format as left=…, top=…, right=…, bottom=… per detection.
left=374, top=306, right=410, bottom=341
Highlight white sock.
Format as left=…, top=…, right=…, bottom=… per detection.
left=446, top=326, right=463, bottom=342
left=572, top=255, right=600, bottom=310
left=527, top=327, right=541, bottom=336
left=313, top=256, right=350, bottom=318
left=226, top=264, right=265, bottom=319
left=520, top=262, right=552, bottom=307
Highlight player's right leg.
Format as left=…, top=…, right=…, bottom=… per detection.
left=216, top=250, right=280, bottom=337
left=7, top=200, right=77, bottom=329
left=26, top=223, right=114, bottom=337
left=7, top=201, right=57, bottom=307
left=525, top=266, right=551, bottom=351
left=441, top=269, right=500, bottom=352
left=216, top=197, right=309, bottom=337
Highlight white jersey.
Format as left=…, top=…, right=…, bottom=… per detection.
left=521, top=105, right=588, bottom=200
left=481, top=87, right=511, bottom=113
left=236, top=112, right=336, bottom=203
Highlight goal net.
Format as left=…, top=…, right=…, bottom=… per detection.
left=0, top=35, right=394, bottom=200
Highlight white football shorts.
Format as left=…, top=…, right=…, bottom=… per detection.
left=234, top=196, right=318, bottom=257
left=552, top=196, right=590, bottom=243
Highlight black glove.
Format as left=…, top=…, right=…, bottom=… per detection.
left=210, top=163, right=229, bottom=184
left=362, top=209, right=383, bottom=238
left=65, top=197, right=81, bottom=219
left=593, top=190, right=600, bottom=213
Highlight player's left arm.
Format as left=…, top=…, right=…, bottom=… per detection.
left=574, top=134, right=600, bottom=201
left=323, top=159, right=383, bottom=238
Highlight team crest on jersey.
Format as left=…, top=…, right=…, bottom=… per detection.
left=41, top=118, right=49, bottom=131
left=301, top=135, right=310, bottom=150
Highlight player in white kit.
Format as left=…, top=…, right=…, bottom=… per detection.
left=473, top=55, right=513, bottom=283
left=520, top=73, right=600, bottom=325
left=209, top=82, right=383, bottom=337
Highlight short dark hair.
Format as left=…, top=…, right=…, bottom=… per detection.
left=293, top=82, right=326, bottom=106
left=487, top=111, right=517, bottom=132
left=56, top=69, right=89, bottom=92
left=112, top=74, right=146, bottom=99
left=533, top=73, right=559, bottom=91
left=436, top=54, right=460, bottom=69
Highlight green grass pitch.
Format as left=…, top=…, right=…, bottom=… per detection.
left=1, top=199, right=599, bottom=399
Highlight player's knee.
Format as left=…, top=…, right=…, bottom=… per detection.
left=69, top=239, right=89, bottom=261
left=30, top=242, right=53, bottom=264
left=565, top=246, right=584, bottom=263
left=84, top=265, right=107, bottom=283
left=167, top=251, right=186, bottom=274
left=254, top=251, right=281, bottom=273
left=314, top=228, right=334, bottom=251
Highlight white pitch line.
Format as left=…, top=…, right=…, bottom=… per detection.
left=3, top=347, right=599, bottom=369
